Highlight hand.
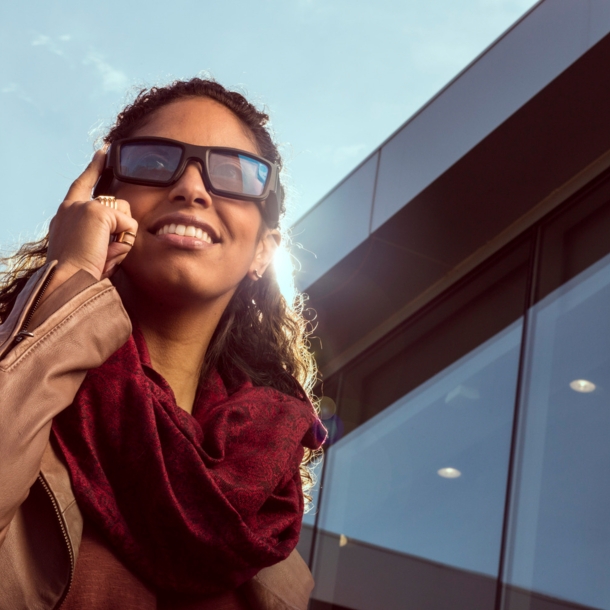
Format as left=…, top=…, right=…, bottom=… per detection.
left=47, top=150, right=139, bottom=281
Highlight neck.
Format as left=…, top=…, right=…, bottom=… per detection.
left=114, top=274, right=233, bottom=414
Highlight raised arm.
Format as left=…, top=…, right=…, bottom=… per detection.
left=0, top=152, right=137, bottom=547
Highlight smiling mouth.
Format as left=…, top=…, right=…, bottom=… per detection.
left=155, top=223, right=215, bottom=244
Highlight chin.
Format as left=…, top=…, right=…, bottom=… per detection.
left=116, top=264, right=238, bottom=310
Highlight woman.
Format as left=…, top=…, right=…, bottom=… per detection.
left=0, top=78, right=325, bottom=610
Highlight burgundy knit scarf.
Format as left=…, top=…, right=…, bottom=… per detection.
left=52, top=329, right=326, bottom=595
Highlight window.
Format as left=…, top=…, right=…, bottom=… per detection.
left=502, top=175, right=610, bottom=610
left=309, top=241, right=530, bottom=610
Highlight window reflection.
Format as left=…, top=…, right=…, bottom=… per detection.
left=504, top=253, right=610, bottom=610
left=305, top=242, right=529, bottom=610
left=311, top=322, right=522, bottom=610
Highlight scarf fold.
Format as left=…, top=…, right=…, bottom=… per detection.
left=52, top=329, right=326, bottom=595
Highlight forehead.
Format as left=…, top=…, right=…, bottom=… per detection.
left=131, top=97, right=259, bottom=154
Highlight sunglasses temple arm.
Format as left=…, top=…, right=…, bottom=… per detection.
left=92, top=168, right=115, bottom=199
left=264, top=173, right=282, bottom=228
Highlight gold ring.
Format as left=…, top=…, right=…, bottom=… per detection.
left=96, top=196, right=117, bottom=210
left=115, top=231, right=137, bottom=247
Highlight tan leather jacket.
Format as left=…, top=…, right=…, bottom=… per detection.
left=0, top=263, right=313, bottom=610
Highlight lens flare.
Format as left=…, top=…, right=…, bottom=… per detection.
left=273, top=243, right=297, bottom=305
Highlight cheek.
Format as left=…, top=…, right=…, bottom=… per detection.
left=113, top=183, right=155, bottom=224
left=234, top=224, right=263, bottom=268
left=225, top=202, right=264, bottom=244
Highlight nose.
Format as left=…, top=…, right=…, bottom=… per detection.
left=167, top=160, right=212, bottom=208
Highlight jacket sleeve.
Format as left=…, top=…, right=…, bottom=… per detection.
left=0, top=262, right=132, bottom=548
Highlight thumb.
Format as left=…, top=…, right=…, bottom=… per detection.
left=64, top=149, right=106, bottom=203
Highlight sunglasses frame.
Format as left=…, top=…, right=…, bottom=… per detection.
left=92, top=137, right=282, bottom=227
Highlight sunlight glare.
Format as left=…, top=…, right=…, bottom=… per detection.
left=274, top=242, right=298, bottom=305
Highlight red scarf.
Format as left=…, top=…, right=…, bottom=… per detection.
left=52, top=329, right=326, bottom=595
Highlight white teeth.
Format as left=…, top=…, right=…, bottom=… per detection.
left=156, top=223, right=215, bottom=243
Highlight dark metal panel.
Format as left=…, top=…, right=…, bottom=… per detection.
left=310, top=532, right=496, bottom=610
left=291, top=153, right=378, bottom=291
left=306, top=236, right=450, bottom=366
left=306, top=30, right=610, bottom=373
left=371, top=0, right=591, bottom=232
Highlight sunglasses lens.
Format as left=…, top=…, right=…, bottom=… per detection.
left=209, top=151, right=269, bottom=197
left=119, top=142, right=182, bottom=183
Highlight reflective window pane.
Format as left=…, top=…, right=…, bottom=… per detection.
left=504, top=257, right=610, bottom=610
left=502, top=178, right=610, bottom=610
left=310, top=242, right=529, bottom=610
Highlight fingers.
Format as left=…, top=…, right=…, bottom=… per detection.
left=102, top=245, right=133, bottom=279
left=96, top=196, right=133, bottom=218
left=47, top=197, right=138, bottom=281
left=48, top=150, right=140, bottom=282
left=64, top=149, right=106, bottom=204
left=101, top=249, right=130, bottom=279
left=101, top=210, right=139, bottom=279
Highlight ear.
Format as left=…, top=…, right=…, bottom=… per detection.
left=249, top=228, right=281, bottom=280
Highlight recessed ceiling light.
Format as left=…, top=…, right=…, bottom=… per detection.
left=569, top=379, right=596, bottom=393
left=438, top=467, right=461, bottom=479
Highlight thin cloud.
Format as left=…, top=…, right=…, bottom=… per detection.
left=83, top=52, right=129, bottom=93
left=31, top=34, right=51, bottom=46
left=31, top=34, right=66, bottom=56
left=333, top=144, right=367, bottom=166
left=312, top=143, right=369, bottom=168
left=1, top=82, right=35, bottom=106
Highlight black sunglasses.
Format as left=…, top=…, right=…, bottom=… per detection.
left=92, top=137, right=282, bottom=227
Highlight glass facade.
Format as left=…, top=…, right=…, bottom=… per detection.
left=503, top=177, right=610, bottom=610
left=299, top=170, right=610, bottom=609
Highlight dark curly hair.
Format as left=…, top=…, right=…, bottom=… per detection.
left=0, top=77, right=320, bottom=505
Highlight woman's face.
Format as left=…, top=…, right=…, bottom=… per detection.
left=112, top=97, right=278, bottom=310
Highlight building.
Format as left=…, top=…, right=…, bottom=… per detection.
left=291, top=2, right=610, bottom=609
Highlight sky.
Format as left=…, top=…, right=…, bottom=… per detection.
left=0, top=0, right=539, bottom=250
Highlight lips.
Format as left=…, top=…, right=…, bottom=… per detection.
left=149, top=213, right=220, bottom=243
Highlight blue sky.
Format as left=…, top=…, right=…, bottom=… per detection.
left=1, top=0, right=537, bottom=249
